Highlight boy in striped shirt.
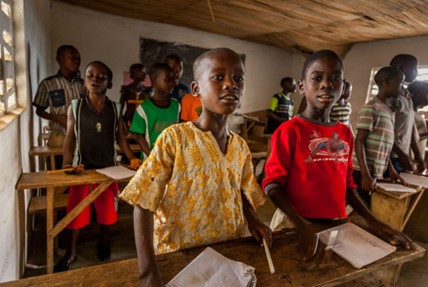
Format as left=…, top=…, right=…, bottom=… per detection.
left=352, top=66, right=406, bottom=207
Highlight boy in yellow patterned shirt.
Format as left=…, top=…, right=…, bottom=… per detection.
left=120, top=48, right=271, bottom=287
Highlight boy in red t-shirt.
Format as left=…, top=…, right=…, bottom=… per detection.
left=262, top=49, right=413, bottom=261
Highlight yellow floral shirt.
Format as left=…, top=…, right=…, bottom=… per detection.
left=119, top=122, right=266, bottom=254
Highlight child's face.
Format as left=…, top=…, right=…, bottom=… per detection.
left=58, top=48, right=80, bottom=74
left=299, top=56, right=343, bottom=111
left=153, top=69, right=175, bottom=95
left=341, top=83, right=352, bottom=101
left=386, top=74, right=405, bottom=98
left=84, top=63, right=112, bottom=95
left=402, top=60, right=418, bottom=83
left=192, top=52, right=244, bottom=116
left=131, top=66, right=146, bottom=82
left=166, top=59, right=183, bottom=84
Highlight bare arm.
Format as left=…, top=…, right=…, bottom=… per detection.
left=266, top=109, right=286, bottom=123
left=62, top=106, right=76, bottom=167
left=241, top=190, right=272, bottom=247
left=346, top=188, right=412, bottom=249
left=265, top=183, right=316, bottom=259
left=133, top=206, right=164, bottom=287
left=410, top=124, right=425, bottom=172
left=136, top=133, right=152, bottom=157
left=36, top=106, right=67, bottom=128
left=392, top=143, right=413, bottom=171
left=354, top=129, right=376, bottom=191
left=117, top=116, right=141, bottom=169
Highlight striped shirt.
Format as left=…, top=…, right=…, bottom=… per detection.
left=352, top=96, right=395, bottom=178
left=330, top=102, right=352, bottom=126
left=33, top=71, right=83, bottom=134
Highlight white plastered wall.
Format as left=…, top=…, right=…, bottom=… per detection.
left=51, top=1, right=305, bottom=114
left=0, top=0, right=51, bottom=282
left=343, top=35, right=428, bottom=129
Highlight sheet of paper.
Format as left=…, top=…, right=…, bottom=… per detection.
left=376, top=182, right=417, bottom=193
left=399, top=173, right=428, bottom=189
left=166, top=247, right=256, bottom=287
left=95, top=165, right=136, bottom=180
left=318, top=222, right=396, bottom=269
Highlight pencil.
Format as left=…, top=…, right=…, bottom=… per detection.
left=47, top=168, right=74, bottom=174
left=263, top=238, right=275, bottom=274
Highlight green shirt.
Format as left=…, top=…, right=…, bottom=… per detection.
left=130, top=98, right=180, bottom=159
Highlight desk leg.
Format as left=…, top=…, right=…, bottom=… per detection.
left=46, top=187, right=54, bottom=274
left=48, top=181, right=113, bottom=241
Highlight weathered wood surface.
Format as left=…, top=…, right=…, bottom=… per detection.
left=1, top=231, right=424, bottom=287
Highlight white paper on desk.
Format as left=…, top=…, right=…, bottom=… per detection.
left=398, top=173, right=428, bottom=189
left=318, top=223, right=396, bottom=269
left=376, top=182, right=417, bottom=193
left=166, top=247, right=256, bottom=287
left=95, top=165, right=136, bottom=181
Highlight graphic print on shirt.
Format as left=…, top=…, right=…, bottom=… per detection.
left=304, top=131, right=349, bottom=163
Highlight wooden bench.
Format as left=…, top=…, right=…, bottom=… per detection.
left=28, top=194, right=68, bottom=214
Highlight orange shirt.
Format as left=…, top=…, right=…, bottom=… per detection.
left=180, top=93, right=202, bottom=121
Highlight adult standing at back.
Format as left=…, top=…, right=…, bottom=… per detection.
left=389, top=54, right=425, bottom=173
left=33, top=45, right=84, bottom=148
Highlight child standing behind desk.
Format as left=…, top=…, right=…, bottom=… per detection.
left=129, top=63, right=180, bottom=160
left=263, top=50, right=412, bottom=261
left=353, top=66, right=406, bottom=207
left=120, top=48, right=271, bottom=287
left=56, top=61, right=136, bottom=272
left=265, top=77, right=297, bottom=134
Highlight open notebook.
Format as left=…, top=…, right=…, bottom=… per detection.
left=318, top=222, right=396, bottom=269
left=166, top=247, right=256, bottom=287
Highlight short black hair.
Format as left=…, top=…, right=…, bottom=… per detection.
left=129, top=63, right=144, bottom=73
left=164, top=54, right=182, bottom=64
left=193, top=47, right=242, bottom=80
left=302, top=49, right=343, bottom=79
left=56, top=45, right=78, bottom=58
left=149, top=63, right=173, bottom=81
left=85, top=61, right=113, bottom=82
left=390, top=54, right=418, bottom=67
left=374, top=66, right=403, bottom=87
left=280, top=77, right=294, bottom=87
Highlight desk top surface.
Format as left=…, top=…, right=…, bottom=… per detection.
left=16, top=170, right=127, bottom=189
left=1, top=232, right=424, bottom=287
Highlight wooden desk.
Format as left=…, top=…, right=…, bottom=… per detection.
left=372, top=184, right=425, bottom=231
left=17, top=170, right=131, bottom=273
left=1, top=232, right=424, bottom=287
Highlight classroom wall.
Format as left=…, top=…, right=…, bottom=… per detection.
left=0, top=0, right=51, bottom=282
left=51, top=1, right=305, bottom=114
left=344, top=35, right=428, bottom=129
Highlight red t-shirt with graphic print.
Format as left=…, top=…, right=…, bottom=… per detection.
left=262, top=115, right=357, bottom=219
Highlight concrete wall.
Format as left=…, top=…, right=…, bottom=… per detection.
left=343, top=35, right=428, bottom=128
left=0, top=0, right=51, bottom=282
left=51, top=1, right=305, bottom=114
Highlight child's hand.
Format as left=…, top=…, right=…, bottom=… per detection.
left=247, top=219, right=272, bottom=248
left=129, top=158, right=142, bottom=170
left=390, top=170, right=408, bottom=186
left=371, top=221, right=413, bottom=250
left=64, top=164, right=84, bottom=174
left=361, top=174, right=376, bottom=191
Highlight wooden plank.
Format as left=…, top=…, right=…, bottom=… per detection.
left=372, top=191, right=408, bottom=231
left=16, top=170, right=112, bottom=190
left=1, top=232, right=424, bottom=287
left=29, top=145, right=142, bottom=158
left=48, top=181, right=113, bottom=240
left=28, top=194, right=68, bottom=214
left=46, top=187, right=54, bottom=274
